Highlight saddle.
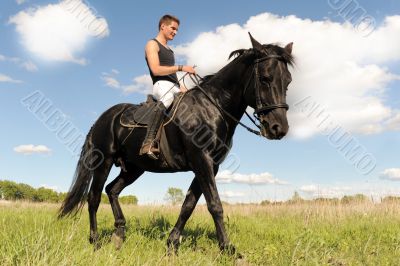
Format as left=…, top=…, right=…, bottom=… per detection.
left=120, top=95, right=160, bottom=127
left=120, top=93, right=185, bottom=127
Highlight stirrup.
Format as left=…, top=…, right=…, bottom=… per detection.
left=146, top=150, right=159, bottom=160
left=147, top=140, right=160, bottom=160
left=140, top=140, right=159, bottom=160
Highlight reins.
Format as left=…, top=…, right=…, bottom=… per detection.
left=188, top=74, right=261, bottom=136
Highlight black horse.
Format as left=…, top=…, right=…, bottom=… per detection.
left=59, top=34, right=294, bottom=253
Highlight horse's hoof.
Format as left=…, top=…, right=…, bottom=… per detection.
left=111, top=232, right=124, bottom=250
left=221, top=243, right=238, bottom=256
left=89, top=234, right=101, bottom=250
left=235, top=257, right=248, bottom=266
left=235, top=251, right=244, bottom=259
left=89, top=233, right=99, bottom=244
left=93, top=241, right=101, bottom=251
left=167, top=246, right=178, bottom=256
left=166, top=239, right=179, bottom=256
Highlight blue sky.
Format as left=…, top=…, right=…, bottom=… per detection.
left=1, top=0, right=400, bottom=204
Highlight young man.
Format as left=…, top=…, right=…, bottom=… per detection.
left=140, top=14, right=195, bottom=159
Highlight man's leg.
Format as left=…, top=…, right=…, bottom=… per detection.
left=139, top=101, right=166, bottom=159
left=139, top=81, right=177, bottom=159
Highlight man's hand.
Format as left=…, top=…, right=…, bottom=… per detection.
left=180, top=85, right=188, bottom=93
left=182, top=65, right=196, bottom=74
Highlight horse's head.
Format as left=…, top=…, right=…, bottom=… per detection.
left=245, top=33, right=294, bottom=140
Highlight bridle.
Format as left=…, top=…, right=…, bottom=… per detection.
left=189, top=54, right=289, bottom=136
left=244, top=54, right=289, bottom=118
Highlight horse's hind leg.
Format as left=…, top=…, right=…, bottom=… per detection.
left=167, top=177, right=202, bottom=253
left=105, top=167, right=144, bottom=249
left=88, top=158, right=113, bottom=248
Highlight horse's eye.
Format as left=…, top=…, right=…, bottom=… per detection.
left=260, top=76, right=271, bottom=85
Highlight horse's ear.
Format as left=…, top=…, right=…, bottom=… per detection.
left=248, top=32, right=263, bottom=53
left=285, top=42, right=293, bottom=55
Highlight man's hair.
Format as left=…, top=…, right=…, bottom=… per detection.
left=158, top=14, right=180, bottom=30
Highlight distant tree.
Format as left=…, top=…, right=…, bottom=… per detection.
left=18, top=183, right=36, bottom=201
left=34, top=187, right=60, bottom=203
left=58, top=192, right=68, bottom=202
left=341, top=194, right=369, bottom=204
left=292, top=191, right=301, bottom=201
left=0, top=180, right=26, bottom=200
left=287, top=191, right=305, bottom=204
left=260, top=200, right=271, bottom=206
left=382, top=196, right=400, bottom=203
left=164, top=187, right=184, bottom=205
left=312, top=197, right=340, bottom=204
left=120, top=195, right=138, bottom=205
left=0, top=180, right=64, bottom=203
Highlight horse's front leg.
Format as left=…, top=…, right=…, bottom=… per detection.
left=167, top=176, right=202, bottom=253
left=192, top=157, right=235, bottom=254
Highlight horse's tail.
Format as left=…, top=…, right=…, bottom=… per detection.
left=58, top=127, right=96, bottom=218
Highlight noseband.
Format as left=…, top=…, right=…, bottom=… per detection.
left=246, top=55, right=289, bottom=117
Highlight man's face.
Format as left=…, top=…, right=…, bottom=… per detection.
left=161, top=21, right=179, bottom=41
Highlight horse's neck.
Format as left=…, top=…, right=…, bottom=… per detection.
left=205, top=61, right=250, bottom=121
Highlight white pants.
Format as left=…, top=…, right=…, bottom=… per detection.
left=153, top=80, right=180, bottom=108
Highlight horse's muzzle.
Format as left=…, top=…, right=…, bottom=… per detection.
left=259, top=116, right=288, bottom=140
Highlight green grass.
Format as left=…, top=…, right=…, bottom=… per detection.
left=1, top=201, right=400, bottom=265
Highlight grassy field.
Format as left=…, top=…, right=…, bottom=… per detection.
left=1, top=201, right=400, bottom=265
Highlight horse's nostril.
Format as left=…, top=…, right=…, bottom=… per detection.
left=271, top=124, right=281, bottom=134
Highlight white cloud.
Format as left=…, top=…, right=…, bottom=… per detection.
left=101, top=71, right=152, bottom=94
left=14, top=144, right=51, bottom=155
left=0, top=73, right=22, bottom=83
left=380, top=168, right=400, bottom=181
left=9, top=0, right=109, bottom=64
left=385, top=112, right=400, bottom=131
left=0, top=53, right=38, bottom=72
left=299, top=184, right=352, bottom=198
left=173, top=13, right=400, bottom=138
left=216, top=170, right=289, bottom=185
left=20, top=61, right=38, bottom=72
left=16, top=0, right=27, bottom=5
left=220, top=190, right=246, bottom=198
left=102, top=76, right=120, bottom=89
left=122, top=75, right=153, bottom=94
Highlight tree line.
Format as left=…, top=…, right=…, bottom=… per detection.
left=260, top=191, right=400, bottom=205
left=0, top=180, right=183, bottom=205
left=0, top=180, right=138, bottom=205
left=2, top=181, right=398, bottom=206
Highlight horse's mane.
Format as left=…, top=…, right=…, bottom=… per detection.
left=228, top=44, right=295, bottom=66
left=199, top=75, right=215, bottom=85
left=197, top=44, right=294, bottom=87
